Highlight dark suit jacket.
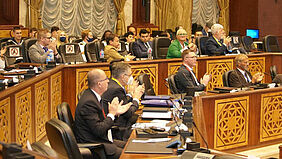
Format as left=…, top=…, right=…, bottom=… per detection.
left=206, top=36, right=228, bottom=56
left=228, top=69, right=253, bottom=88
left=132, top=39, right=153, bottom=58
left=102, top=79, right=139, bottom=127
left=74, top=88, right=117, bottom=155
left=174, top=65, right=206, bottom=93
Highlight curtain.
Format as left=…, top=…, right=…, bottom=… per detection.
left=155, top=0, right=193, bottom=36
left=192, top=0, right=219, bottom=27
left=113, top=0, right=126, bottom=36
left=24, top=0, right=43, bottom=29
left=217, top=0, right=229, bottom=34
left=41, top=0, right=117, bottom=38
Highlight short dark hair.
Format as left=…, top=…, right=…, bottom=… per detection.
left=181, top=49, right=191, bottom=60
left=124, top=31, right=134, bottom=38
left=12, top=26, right=21, bottom=32
left=106, top=33, right=118, bottom=45
left=101, top=30, right=112, bottom=41
left=111, top=62, right=131, bottom=79
left=29, top=27, right=37, bottom=33
left=51, top=26, right=59, bottom=33
left=139, top=29, right=149, bottom=36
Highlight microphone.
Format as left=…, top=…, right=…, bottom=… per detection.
left=192, top=121, right=210, bottom=154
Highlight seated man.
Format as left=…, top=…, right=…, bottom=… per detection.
left=229, top=54, right=264, bottom=88
left=166, top=29, right=197, bottom=59
left=29, top=28, right=38, bottom=38
left=102, top=62, right=144, bottom=141
left=175, top=49, right=211, bottom=93
left=124, top=31, right=135, bottom=52
left=7, top=27, right=24, bottom=45
left=104, top=33, right=135, bottom=62
left=206, top=24, right=231, bottom=56
left=132, top=29, right=152, bottom=58
left=74, top=69, right=132, bottom=159
left=29, top=28, right=62, bottom=64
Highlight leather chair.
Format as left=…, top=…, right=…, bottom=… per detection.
left=230, top=36, right=242, bottom=48
left=128, top=42, right=134, bottom=53
left=270, top=65, right=277, bottom=80
left=0, top=38, right=11, bottom=49
left=73, top=39, right=83, bottom=43
left=59, top=43, right=85, bottom=63
left=152, top=37, right=171, bottom=59
left=137, top=73, right=156, bottom=96
left=31, top=141, right=58, bottom=158
left=68, top=36, right=80, bottom=43
left=196, top=36, right=209, bottom=56
left=84, top=41, right=98, bottom=62
left=118, top=41, right=126, bottom=55
left=242, top=36, right=255, bottom=52
left=57, top=102, right=74, bottom=130
left=222, top=70, right=234, bottom=87
left=4, top=45, right=23, bottom=66
left=167, top=74, right=179, bottom=94
left=23, top=38, right=37, bottom=63
left=46, top=118, right=105, bottom=159
left=77, top=89, right=86, bottom=101
left=263, top=35, right=281, bottom=52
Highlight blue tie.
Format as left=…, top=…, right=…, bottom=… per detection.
left=43, top=47, right=48, bottom=53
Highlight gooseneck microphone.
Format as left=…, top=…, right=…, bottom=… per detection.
left=192, top=121, right=210, bottom=154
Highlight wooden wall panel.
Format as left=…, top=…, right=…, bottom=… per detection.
left=0, top=0, right=19, bottom=25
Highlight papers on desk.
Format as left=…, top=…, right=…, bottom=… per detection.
left=143, top=95, right=171, bottom=100
left=132, top=120, right=171, bottom=131
left=141, top=111, right=172, bottom=120
left=141, top=99, right=173, bottom=107
left=132, top=138, right=171, bottom=143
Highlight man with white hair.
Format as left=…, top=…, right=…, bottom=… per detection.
left=167, top=28, right=197, bottom=59
left=206, top=24, right=231, bottom=56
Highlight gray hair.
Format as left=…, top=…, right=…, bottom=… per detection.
left=211, top=24, right=223, bottom=35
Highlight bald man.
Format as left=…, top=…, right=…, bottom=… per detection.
left=74, top=69, right=132, bottom=159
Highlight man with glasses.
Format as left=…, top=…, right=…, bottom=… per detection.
left=167, top=28, right=197, bottom=59
left=74, top=69, right=131, bottom=159
left=229, top=54, right=264, bottom=88
left=29, top=28, right=61, bottom=63
left=132, top=29, right=153, bottom=58
left=102, top=62, right=144, bottom=141
left=174, top=49, right=211, bottom=93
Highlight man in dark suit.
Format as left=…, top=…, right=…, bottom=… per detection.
left=229, top=54, right=264, bottom=88
left=74, top=69, right=132, bottom=159
left=206, top=23, right=232, bottom=56
left=102, top=62, right=144, bottom=140
left=132, top=29, right=153, bottom=58
left=175, top=50, right=211, bottom=93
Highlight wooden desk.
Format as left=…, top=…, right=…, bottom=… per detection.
left=194, top=86, right=282, bottom=152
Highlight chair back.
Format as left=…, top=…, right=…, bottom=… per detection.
left=230, top=36, right=242, bottom=48
left=85, top=41, right=98, bottom=62
left=0, top=38, right=11, bottom=49
left=31, top=141, right=58, bottom=158
left=77, top=89, right=86, bottom=101
left=197, top=36, right=209, bottom=56
left=128, top=42, right=134, bottom=53
left=137, top=73, right=155, bottom=96
left=4, top=45, right=23, bottom=66
left=59, top=43, right=85, bottom=63
left=57, top=102, right=74, bottom=130
left=152, top=37, right=171, bottom=59
left=73, top=39, right=83, bottom=43
left=242, top=36, right=255, bottom=52
left=24, top=38, right=37, bottom=62
left=222, top=70, right=234, bottom=87
left=68, top=36, right=80, bottom=43
left=270, top=65, right=277, bottom=80
left=46, top=118, right=83, bottom=159
left=118, top=41, right=126, bottom=54
left=263, top=35, right=280, bottom=52
left=167, top=74, right=179, bottom=94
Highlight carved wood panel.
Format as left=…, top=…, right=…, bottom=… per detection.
left=35, top=79, right=49, bottom=141
left=260, top=92, right=282, bottom=142
left=207, top=59, right=233, bottom=91
left=248, top=57, right=265, bottom=83
left=167, top=62, right=198, bottom=77
left=15, top=87, right=32, bottom=147
left=51, top=71, right=62, bottom=118
left=214, top=96, right=249, bottom=150
left=0, top=98, right=10, bottom=143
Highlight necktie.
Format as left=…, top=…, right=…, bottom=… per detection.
left=43, top=47, right=48, bottom=53
left=100, top=99, right=106, bottom=118
left=244, top=72, right=250, bottom=83
left=144, top=42, right=150, bottom=49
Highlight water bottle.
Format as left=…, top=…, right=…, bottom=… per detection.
left=49, top=50, right=54, bottom=61
left=147, top=48, right=152, bottom=60
left=46, top=54, right=51, bottom=64
left=100, top=49, right=104, bottom=59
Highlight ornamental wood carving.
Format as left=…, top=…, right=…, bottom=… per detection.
left=207, top=59, right=233, bottom=91
left=0, top=98, right=10, bottom=143
left=260, top=92, right=282, bottom=142
left=35, top=79, right=49, bottom=141
left=15, top=87, right=32, bottom=147
left=51, top=71, right=62, bottom=118
left=214, top=96, right=249, bottom=150
left=248, top=57, right=265, bottom=83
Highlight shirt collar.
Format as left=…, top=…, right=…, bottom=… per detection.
left=111, top=77, right=124, bottom=89
left=183, top=63, right=193, bottom=71
left=90, top=89, right=101, bottom=102
left=237, top=68, right=246, bottom=75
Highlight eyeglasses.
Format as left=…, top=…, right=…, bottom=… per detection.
left=124, top=73, right=132, bottom=77
left=45, top=36, right=52, bottom=39
left=187, top=56, right=197, bottom=58
left=97, top=77, right=108, bottom=83
left=177, top=33, right=187, bottom=36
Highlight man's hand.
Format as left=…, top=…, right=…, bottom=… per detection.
left=252, top=72, right=264, bottom=83
left=0, top=47, right=7, bottom=56
left=108, top=97, right=123, bottom=116
left=188, top=43, right=197, bottom=52
left=127, top=79, right=139, bottom=95
left=48, top=41, right=58, bottom=54
left=125, top=54, right=135, bottom=61
left=200, top=73, right=211, bottom=86
left=224, top=36, right=231, bottom=46
left=132, top=84, right=145, bottom=100
left=116, top=102, right=132, bottom=115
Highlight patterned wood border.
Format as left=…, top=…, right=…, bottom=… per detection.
left=260, top=92, right=282, bottom=142
left=15, top=87, right=32, bottom=147
left=206, top=59, right=233, bottom=91
left=51, top=71, right=62, bottom=118
left=214, top=96, right=249, bottom=150
left=35, top=79, right=49, bottom=141
left=248, top=57, right=265, bottom=83
left=0, top=97, right=10, bottom=143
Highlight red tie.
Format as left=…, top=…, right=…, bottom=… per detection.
left=100, top=99, right=106, bottom=118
